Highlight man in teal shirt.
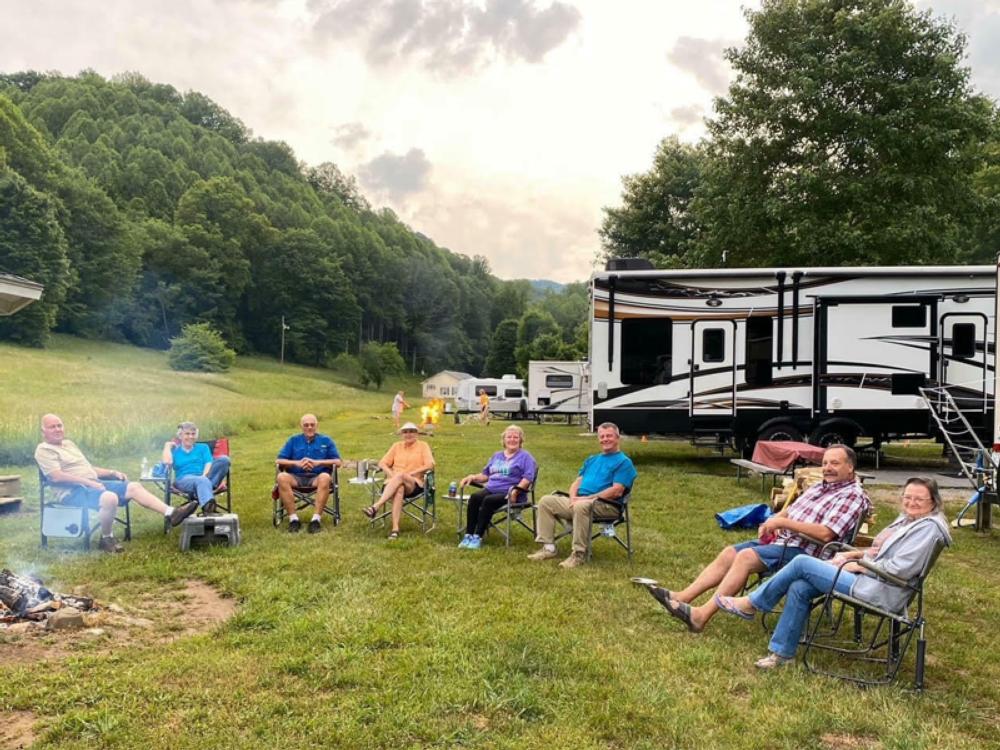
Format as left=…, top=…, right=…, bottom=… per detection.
left=528, top=422, right=637, bottom=569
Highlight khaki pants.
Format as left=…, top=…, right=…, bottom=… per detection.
left=535, top=494, right=620, bottom=553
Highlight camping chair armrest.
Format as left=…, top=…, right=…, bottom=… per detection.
left=819, top=540, right=856, bottom=558
left=855, top=558, right=910, bottom=587
left=506, top=484, right=533, bottom=504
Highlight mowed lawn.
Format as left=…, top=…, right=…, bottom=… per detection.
left=2, top=338, right=1000, bottom=749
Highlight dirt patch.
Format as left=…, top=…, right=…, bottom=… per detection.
left=0, top=580, right=236, bottom=667
left=0, top=710, right=36, bottom=749
left=820, top=734, right=882, bottom=750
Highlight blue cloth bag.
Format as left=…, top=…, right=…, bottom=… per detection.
left=715, top=502, right=772, bottom=530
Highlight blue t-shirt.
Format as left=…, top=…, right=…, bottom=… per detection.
left=171, top=443, right=213, bottom=479
left=277, top=433, right=340, bottom=475
left=577, top=451, right=637, bottom=496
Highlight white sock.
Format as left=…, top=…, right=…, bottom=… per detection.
left=543, top=544, right=556, bottom=552
left=164, top=507, right=174, bottom=517
left=311, top=514, right=321, bottom=523
left=289, top=513, right=299, bottom=522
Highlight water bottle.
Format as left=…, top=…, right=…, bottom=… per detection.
left=140, top=457, right=148, bottom=478
left=448, top=481, right=458, bottom=497
left=602, top=525, right=616, bottom=538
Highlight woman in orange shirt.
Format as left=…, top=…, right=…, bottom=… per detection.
left=363, top=422, right=435, bottom=539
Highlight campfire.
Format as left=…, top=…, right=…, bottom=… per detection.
left=0, top=569, right=95, bottom=629
left=420, top=398, right=445, bottom=431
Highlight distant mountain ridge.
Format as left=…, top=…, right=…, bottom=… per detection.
left=528, top=279, right=566, bottom=294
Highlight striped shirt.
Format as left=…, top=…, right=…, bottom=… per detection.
left=778, top=478, right=871, bottom=557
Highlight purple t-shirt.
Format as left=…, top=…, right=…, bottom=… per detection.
left=482, top=449, right=538, bottom=494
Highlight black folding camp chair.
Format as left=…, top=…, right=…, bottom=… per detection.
left=453, top=475, right=538, bottom=546
left=554, top=485, right=634, bottom=561
left=37, top=467, right=131, bottom=550
left=271, top=465, right=341, bottom=527
left=369, top=469, right=436, bottom=533
left=801, top=539, right=947, bottom=690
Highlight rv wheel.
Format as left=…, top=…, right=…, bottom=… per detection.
left=757, top=423, right=803, bottom=443
left=809, top=425, right=856, bottom=448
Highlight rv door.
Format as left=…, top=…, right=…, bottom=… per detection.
left=689, top=320, right=737, bottom=417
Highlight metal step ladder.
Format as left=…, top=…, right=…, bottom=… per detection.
left=920, top=385, right=995, bottom=529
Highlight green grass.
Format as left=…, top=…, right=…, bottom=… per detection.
left=2, top=337, right=1000, bottom=749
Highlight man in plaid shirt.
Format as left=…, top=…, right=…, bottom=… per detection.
left=644, top=444, right=870, bottom=633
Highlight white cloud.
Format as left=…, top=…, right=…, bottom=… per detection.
left=359, top=148, right=433, bottom=200
left=310, top=0, right=582, bottom=74
left=666, top=36, right=733, bottom=95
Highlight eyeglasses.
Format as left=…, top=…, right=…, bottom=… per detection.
left=901, top=494, right=932, bottom=503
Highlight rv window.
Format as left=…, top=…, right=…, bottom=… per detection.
left=504, top=388, right=523, bottom=398
left=892, top=305, right=927, bottom=328
left=545, top=375, right=574, bottom=389
left=952, top=323, right=976, bottom=359
left=479, top=386, right=497, bottom=397
left=702, top=328, right=725, bottom=363
left=621, top=318, right=672, bottom=385
left=745, top=317, right=773, bottom=387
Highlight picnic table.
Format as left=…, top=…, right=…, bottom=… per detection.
left=751, top=440, right=826, bottom=471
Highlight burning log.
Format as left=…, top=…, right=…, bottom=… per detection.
left=0, top=569, right=94, bottom=628
left=420, top=398, right=445, bottom=432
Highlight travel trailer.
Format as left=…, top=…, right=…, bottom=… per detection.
left=454, top=375, right=528, bottom=418
left=527, top=360, right=590, bottom=417
left=590, top=261, right=995, bottom=453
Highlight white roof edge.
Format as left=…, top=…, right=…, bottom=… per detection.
left=591, top=265, right=995, bottom=281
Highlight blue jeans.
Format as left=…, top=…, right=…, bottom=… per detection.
left=173, top=456, right=230, bottom=506
left=748, top=554, right=858, bottom=658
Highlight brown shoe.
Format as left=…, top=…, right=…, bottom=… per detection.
left=170, top=500, right=199, bottom=527
left=559, top=552, right=586, bottom=569
left=97, top=536, right=124, bottom=553
left=527, top=547, right=559, bottom=561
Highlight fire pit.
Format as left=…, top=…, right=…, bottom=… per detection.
left=0, top=569, right=95, bottom=629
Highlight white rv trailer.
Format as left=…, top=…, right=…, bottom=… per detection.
left=590, top=262, right=995, bottom=452
left=454, top=375, right=528, bottom=419
left=527, top=360, right=591, bottom=416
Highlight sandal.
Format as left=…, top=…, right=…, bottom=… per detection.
left=387, top=531, right=399, bottom=540
left=362, top=505, right=377, bottom=519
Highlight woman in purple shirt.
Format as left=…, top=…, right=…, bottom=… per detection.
left=457, top=425, right=538, bottom=550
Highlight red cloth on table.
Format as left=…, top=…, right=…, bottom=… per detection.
left=751, top=441, right=826, bottom=471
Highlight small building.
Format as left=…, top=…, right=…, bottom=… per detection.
left=0, top=272, right=43, bottom=316
left=421, top=370, right=475, bottom=399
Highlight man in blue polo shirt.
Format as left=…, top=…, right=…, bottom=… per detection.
left=276, top=413, right=342, bottom=533
left=528, top=422, right=637, bottom=569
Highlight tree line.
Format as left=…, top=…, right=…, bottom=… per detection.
left=0, top=70, right=586, bottom=378
left=600, top=0, right=1000, bottom=269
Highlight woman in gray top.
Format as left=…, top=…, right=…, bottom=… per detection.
left=715, top=476, right=951, bottom=669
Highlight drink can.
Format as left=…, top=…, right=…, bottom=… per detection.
left=449, top=481, right=458, bottom=497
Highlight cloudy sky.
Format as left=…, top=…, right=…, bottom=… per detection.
left=2, top=0, right=999, bottom=282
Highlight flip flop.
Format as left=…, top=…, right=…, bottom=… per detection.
left=664, top=599, right=700, bottom=633
left=362, top=506, right=377, bottom=519
left=714, top=594, right=755, bottom=621
left=644, top=585, right=673, bottom=611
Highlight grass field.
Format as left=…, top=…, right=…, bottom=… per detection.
left=2, top=337, right=1000, bottom=749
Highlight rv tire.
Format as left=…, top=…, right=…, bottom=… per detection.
left=757, top=423, right=803, bottom=444
left=808, top=424, right=857, bottom=448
